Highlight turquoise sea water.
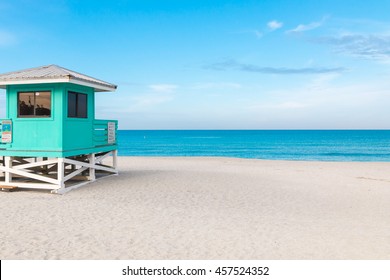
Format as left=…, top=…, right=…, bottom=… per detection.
left=117, top=130, right=390, bottom=161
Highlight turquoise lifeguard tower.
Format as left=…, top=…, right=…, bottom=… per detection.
left=0, top=65, right=118, bottom=193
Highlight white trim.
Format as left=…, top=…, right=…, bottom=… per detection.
left=0, top=78, right=116, bottom=92
left=0, top=165, right=59, bottom=184
left=13, top=159, right=58, bottom=170
left=5, top=156, right=12, bottom=183
left=0, top=78, right=70, bottom=87
left=57, top=158, right=65, bottom=187
left=68, top=78, right=116, bottom=92
left=1, top=182, right=61, bottom=190
left=63, top=158, right=116, bottom=174
left=64, top=166, right=88, bottom=182
left=96, top=151, right=112, bottom=162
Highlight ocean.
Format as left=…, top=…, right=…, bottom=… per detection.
left=117, top=130, right=390, bottom=161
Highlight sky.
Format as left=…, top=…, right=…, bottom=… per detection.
left=1, top=0, right=390, bottom=129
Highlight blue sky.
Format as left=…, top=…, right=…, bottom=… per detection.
left=1, top=0, right=390, bottom=129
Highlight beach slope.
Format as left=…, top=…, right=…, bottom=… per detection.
left=1, top=157, right=390, bottom=259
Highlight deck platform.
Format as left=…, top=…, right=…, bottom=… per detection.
left=0, top=150, right=117, bottom=194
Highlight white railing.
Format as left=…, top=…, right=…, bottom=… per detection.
left=93, top=119, right=118, bottom=147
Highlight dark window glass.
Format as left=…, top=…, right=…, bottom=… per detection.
left=77, top=93, right=87, bottom=118
left=18, top=91, right=51, bottom=117
left=68, top=92, right=77, bottom=117
left=68, top=91, right=87, bottom=118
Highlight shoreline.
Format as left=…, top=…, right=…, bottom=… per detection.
left=1, top=156, right=390, bottom=259
left=117, top=154, right=390, bottom=163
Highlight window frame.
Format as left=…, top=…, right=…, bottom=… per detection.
left=17, top=91, right=52, bottom=118
left=67, top=91, right=88, bottom=119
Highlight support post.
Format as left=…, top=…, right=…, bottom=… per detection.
left=57, top=158, right=65, bottom=188
left=5, top=156, right=12, bottom=183
left=88, top=153, right=96, bottom=181
left=113, top=150, right=118, bottom=172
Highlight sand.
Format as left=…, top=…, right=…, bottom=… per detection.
left=1, top=156, right=390, bottom=259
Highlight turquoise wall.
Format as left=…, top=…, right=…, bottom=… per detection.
left=62, top=83, right=95, bottom=151
left=0, top=82, right=116, bottom=157
left=6, top=83, right=63, bottom=151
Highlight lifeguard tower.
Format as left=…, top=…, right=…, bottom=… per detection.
left=0, top=65, right=118, bottom=194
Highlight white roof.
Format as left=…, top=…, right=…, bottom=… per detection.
left=0, top=64, right=117, bottom=92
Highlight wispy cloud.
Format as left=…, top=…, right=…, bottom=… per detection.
left=252, top=101, right=310, bottom=110
left=205, top=59, right=346, bottom=75
left=245, top=74, right=390, bottom=129
left=312, top=34, right=390, bottom=61
left=132, top=94, right=174, bottom=107
left=253, top=30, right=263, bottom=38
left=286, top=17, right=390, bottom=62
left=267, top=20, right=283, bottom=31
left=192, top=82, right=242, bottom=90
left=233, top=29, right=263, bottom=38
left=148, top=84, right=178, bottom=93
left=287, top=16, right=328, bottom=33
left=236, top=20, right=282, bottom=39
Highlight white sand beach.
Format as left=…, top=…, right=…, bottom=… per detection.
left=1, top=156, right=390, bottom=259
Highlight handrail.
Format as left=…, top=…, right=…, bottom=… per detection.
left=0, top=118, right=118, bottom=149
left=93, top=119, right=118, bottom=147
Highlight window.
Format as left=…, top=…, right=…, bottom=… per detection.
left=18, top=91, right=51, bottom=117
left=68, top=91, right=87, bottom=118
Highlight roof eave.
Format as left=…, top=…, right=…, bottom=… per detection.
left=0, top=78, right=117, bottom=92
left=0, top=78, right=71, bottom=89
left=69, top=77, right=117, bottom=92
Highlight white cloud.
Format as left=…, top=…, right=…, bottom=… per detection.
left=287, top=16, right=328, bottom=33
left=267, top=20, right=283, bottom=31
left=148, top=84, right=178, bottom=93
left=288, top=22, right=321, bottom=33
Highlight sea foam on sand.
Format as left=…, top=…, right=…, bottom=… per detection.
left=1, top=156, right=390, bottom=259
